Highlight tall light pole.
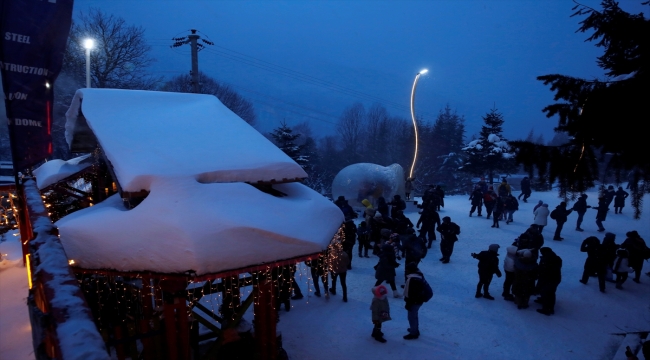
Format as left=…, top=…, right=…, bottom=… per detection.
left=83, top=38, right=94, bottom=88
left=409, top=69, right=428, bottom=179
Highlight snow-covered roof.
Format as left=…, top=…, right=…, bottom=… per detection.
left=53, top=89, right=341, bottom=275
left=33, top=154, right=92, bottom=189
left=65, top=89, right=307, bottom=192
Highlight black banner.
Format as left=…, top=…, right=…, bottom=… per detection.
left=0, top=0, right=74, bottom=170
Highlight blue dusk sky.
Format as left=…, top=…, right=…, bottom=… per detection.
left=72, top=1, right=647, bottom=141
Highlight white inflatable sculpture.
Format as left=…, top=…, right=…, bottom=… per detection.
left=331, top=163, right=405, bottom=208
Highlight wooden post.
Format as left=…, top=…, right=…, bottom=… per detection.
left=254, top=277, right=277, bottom=360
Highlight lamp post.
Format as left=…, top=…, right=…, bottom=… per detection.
left=409, top=69, right=428, bottom=179
left=83, top=38, right=94, bottom=88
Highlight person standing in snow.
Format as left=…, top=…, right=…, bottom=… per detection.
left=306, top=253, right=329, bottom=298
left=533, top=200, right=544, bottom=213
left=513, top=248, right=538, bottom=310
left=403, top=262, right=426, bottom=340
left=469, top=185, right=483, bottom=217
left=389, top=194, right=407, bottom=219
left=416, top=205, right=441, bottom=249
left=434, top=185, right=445, bottom=211
left=374, top=236, right=402, bottom=298
left=472, top=244, right=503, bottom=300
left=289, top=264, right=304, bottom=300
left=518, top=176, right=532, bottom=203
left=498, top=179, right=511, bottom=198
left=357, top=221, right=372, bottom=258
left=533, top=203, right=550, bottom=233
left=405, top=178, right=413, bottom=200
left=504, top=194, right=519, bottom=224
left=603, top=185, right=616, bottom=207
left=621, top=230, right=649, bottom=284
left=613, top=248, right=632, bottom=289
left=502, top=241, right=518, bottom=301
left=377, top=196, right=389, bottom=219
left=362, top=198, right=376, bottom=224
left=535, top=247, right=562, bottom=316
left=342, top=220, right=357, bottom=270
left=370, top=285, right=391, bottom=343
left=579, top=236, right=607, bottom=292
left=329, top=238, right=350, bottom=302
left=491, top=196, right=505, bottom=228
left=572, top=194, right=591, bottom=232
left=402, top=228, right=427, bottom=270
left=483, top=186, right=497, bottom=219
left=613, top=187, right=629, bottom=214
left=600, top=232, right=619, bottom=282
left=437, top=216, right=461, bottom=263
left=593, top=196, right=609, bottom=232
left=551, top=202, right=572, bottom=240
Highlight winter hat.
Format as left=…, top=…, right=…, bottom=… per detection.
left=337, top=196, right=345, bottom=201
left=373, top=285, right=388, bottom=298
left=604, top=232, right=616, bottom=242
left=489, top=244, right=500, bottom=253
left=361, top=199, right=373, bottom=208
left=539, top=247, right=554, bottom=257
left=542, top=203, right=548, bottom=207
left=581, top=194, right=588, bottom=199
left=537, top=200, right=543, bottom=205
left=405, top=262, right=419, bottom=274
left=442, top=216, right=451, bottom=222
left=626, top=230, right=639, bottom=238
left=374, top=211, right=383, bottom=219
left=380, top=228, right=391, bottom=238
left=608, top=185, right=614, bottom=190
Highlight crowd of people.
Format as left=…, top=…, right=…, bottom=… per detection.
left=277, top=180, right=649, bottom=347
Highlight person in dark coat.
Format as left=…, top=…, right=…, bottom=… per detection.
left=551, top=202, right=573, bottom=240
left=579, top=236, right=607, bottom=292
left=376, top=196, right=389, bottom=219
left=593, top=196, right=609, bottom=232
left=403, top=262, right=426, bottom=340
left=342, top=220, right=357, bottom=269
left=306, top=252, right=329, bottom=298
left=498, top=179, right=511, bottom=197
left=472, top=244, right=503, bottom=300
left=405, top=178, right=413, bottom=200
left=416, top=206, right=441, bottom=249
left=600, top=232, right=619, bottom=282
left=329, top=239, right=350, bottom=302
left=392, top=210, right=414, bottom=235
left=572, top=194, right=591, bottom=232
left=434, top=185, right=445, bottom=211
left=469, top=185, right=484, bottom=217
left=535, top=247, right=562, bottom=315
left=613, top=248, right=632, bottom=289
left=621, top=230, right=649, bottom=283
left=389, top=194, right=407, bottom=219
left=437, top=216, right=461, bottom=263
left=491, top=196, right=505, bottom=228
left=613, top=187, right=629, bottom=214
left=505, top=194, right=519, bottom=224
left=289, top=264, right=304, bottom=300
left=370, top=285, right=390, bottom=343
left=518, top=176, right=532, bottom=202
left=402, top=228, right=427, bottom=270
left=357, top=221, right=372, bottom=258
left=603, top=185, right=616, bottom=207
left=483, top=186, right=497, bottom=219
left=422, top=184, right=437, bottom=211
left=273, top=265, right=293, bottom=312
left=374, top=238, right=402, bottom=298
left=513, top=248, right=538, bottom=309
left=524, top=224, right=545, bottom=250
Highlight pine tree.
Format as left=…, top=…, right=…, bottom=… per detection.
left=270, top=121, right=309, bottom=170
left=460, top=108, right=517, bottom=183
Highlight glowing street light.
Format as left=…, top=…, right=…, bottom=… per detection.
left=82, top=38, right=95, bottom=88
left=409, top=69, right=428, bottom=179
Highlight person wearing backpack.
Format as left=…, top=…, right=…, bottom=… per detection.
left=471, top=244, right=503, bottom=300
left=403, top=262, right=430, bottom=340
left=551, top=202, right=573, bottom=241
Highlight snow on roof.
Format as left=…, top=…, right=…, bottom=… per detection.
left=33, top=154, right=92, bottom=189
left=65, top=89, right=307, bottom=192
left=56, top=174, right=343, bottom=275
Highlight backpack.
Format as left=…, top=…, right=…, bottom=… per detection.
left=549, top=209, right=558, bottom=220
left=420, top=277, right=433, bottom=302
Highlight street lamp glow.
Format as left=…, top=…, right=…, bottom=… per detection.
left=82, top=38, right=94, bottom=49
left=409, top=70, right=428, bottom=179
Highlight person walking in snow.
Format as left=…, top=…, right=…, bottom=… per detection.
left=357, top=221, right=372, bottom=258
left=613, top=248, right=632, bottom=289
left=416, top=206, right=441, bottom=249
left=533, top=203, right=550, bottom=233
left=603, top=185, right=616, bottom=207
left=469, top=185, right=483, bottom=217
left=437, top=216, right=461, bottom=263
left=374, top=236, right=402, bottom=298
left=502, top=241, right=518, bottom=301
left=472, top=244, right=503, bottom=300
left=370, top=285, right=391, bottom=343
left=518, top=176, right=532, bottom=203
left=551, top=202, right=572, bottom=240
left=572, top=194, right=591, bottom=232
left=593, top=196, right=609, bottom=232
left=535, top=247, right=562, bottom=316
left=483, top=186, right=497, bottom=219
left=600, top=232, right=619, bottom=282
left=491, top=196, right=505, bottom=228
left=329, top=238, right=350, bottom=302
left=613, top=187, right=629, bottom=214
left=579, top=236, right=607, bottom=292
left=403, top=262, right=426, bottom=340
left=621, top=230, right=649, bottom=284
left=504, top=194, right=519, bottom=224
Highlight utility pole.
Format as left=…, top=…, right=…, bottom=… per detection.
left=171, top=29, right=214, bottom=93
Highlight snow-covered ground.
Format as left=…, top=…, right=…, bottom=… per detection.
left=1, top=188, right=649, bottom=359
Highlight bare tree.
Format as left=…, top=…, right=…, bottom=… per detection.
left=336, top=102, right=366, bottom=165
left=162, top=72, right=256, bottom=126
left=63, top=8, right=161, bottom=89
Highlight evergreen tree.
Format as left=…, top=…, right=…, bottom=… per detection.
left=510, top=0, right=649, bottom=217
left=460, top=108, right=516, bottom=183
left=270, top=121, right=308, bottom=169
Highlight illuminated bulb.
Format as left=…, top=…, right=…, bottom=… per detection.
left=68, top=259, right=75, bottom=265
